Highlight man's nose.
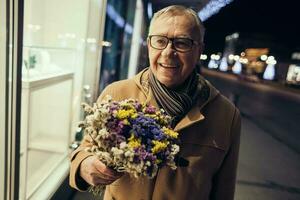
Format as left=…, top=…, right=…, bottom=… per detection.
left=161, top=42, right=176, bottom=57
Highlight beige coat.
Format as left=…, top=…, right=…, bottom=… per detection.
left=69, top=68, right=241, bottom=200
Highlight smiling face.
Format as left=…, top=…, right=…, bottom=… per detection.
left=148, top=15, right=203, bottom=88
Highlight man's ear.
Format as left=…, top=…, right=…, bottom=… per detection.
left=199, top=42, right=205, bottom=55
left=195, top=43, right=204, bottom=62
left=147, top=37, right=151, bottom=49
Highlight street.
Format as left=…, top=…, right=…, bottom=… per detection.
left=235, top=117, right=300, bottom=200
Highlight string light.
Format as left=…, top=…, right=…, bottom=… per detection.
left=198, top=0, right=234, bottom=21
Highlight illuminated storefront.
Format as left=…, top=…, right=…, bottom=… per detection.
left=1, top=0, right=147, bottom=199
left=20, top=0, right=108, bottom=199
left=99, top=0, right=147, bottom=92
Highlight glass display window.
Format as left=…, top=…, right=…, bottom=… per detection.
left=2, top=0, right=145, bottom=198
left=0, top=0, right=7, bottom=198
left=19, top=0, right=108, bottom=199
left=99, top=0, right=137, bottom=92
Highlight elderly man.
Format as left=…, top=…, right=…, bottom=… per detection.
left=70, top=5, right=241, bottom=200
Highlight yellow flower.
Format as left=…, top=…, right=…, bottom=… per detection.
left=145, top=114, right=158, bottom=120
left=116, top=109, right=137, bottom=119
left=152, top=140, right=168, bottom=154
left=156, top=159, right=162, bottom=164
left=162, top=127, right=178, bottom=139
left=128, top=134, right=141, bottom=148
left=121, top=103, right=135, bottom=110
left=131, top=113, right=138, bottom=119
left=123, top=119, right=130, bottom=125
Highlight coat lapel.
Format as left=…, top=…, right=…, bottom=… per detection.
left=174, top=104, right=205, bottom=132
left=134, top=68, right=160, bottom=108
left=145, top=86, right=160, bottom=108
left=174, top=81, right=220, bottom=132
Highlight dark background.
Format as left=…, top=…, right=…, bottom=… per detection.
left=203, top=0, right=300, bottom=59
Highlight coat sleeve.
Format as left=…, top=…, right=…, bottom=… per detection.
left=69, top=85, right=116, bottom=191
left=210, top=108, right=241, bottom=200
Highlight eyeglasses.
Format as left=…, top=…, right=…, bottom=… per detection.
left=148, top=35, right=200, bottom=53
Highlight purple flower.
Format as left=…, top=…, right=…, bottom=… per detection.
left=144, top=105, right=156, bottom=114
left=133, top=102, right=142, bottom=110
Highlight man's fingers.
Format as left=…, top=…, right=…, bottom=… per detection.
left=94, top=159, right=123, bottom=179
left=80, top=156, right=123, bottom=186
left=90, top=175, right=115, bottom=186
left=91, top=171, right=116, bottom=182
left=91, top=171, right=121, bottom=185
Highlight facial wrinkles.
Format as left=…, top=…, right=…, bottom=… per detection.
left=150, top=15, right=197, bottom=67
left=164, top=16, right=191, bottom=38
left=167, top=16, right=176, bottom=37
left=159, top=37, right=177, bottom=65
left=173, top=16, right=186, bottom=38
left=157, top=16, right=189, bottom=67
left=148, top=15, right=200, bottom=88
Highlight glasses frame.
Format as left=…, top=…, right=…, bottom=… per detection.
left=148, top=35, right=200, bottom=53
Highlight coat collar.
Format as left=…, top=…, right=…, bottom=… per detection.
left=133, top=68, right=220, bottom=132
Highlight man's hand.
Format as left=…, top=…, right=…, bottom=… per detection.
left=80, top=156, right=123, bottom=186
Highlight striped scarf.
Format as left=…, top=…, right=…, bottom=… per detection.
left=149, top=69, right=203, bottom=126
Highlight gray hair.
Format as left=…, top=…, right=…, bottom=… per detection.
left=149, top=5, right=205, bottom=42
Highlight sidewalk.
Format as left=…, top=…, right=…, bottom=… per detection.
left=235, top=117, right=300, bottom=200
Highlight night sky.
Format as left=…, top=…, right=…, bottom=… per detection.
left=203, top=0, right=300, bottom=58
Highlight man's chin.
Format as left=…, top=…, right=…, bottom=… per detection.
left=158, top=78, right=178, bottom=88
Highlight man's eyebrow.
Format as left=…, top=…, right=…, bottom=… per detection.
left=150, top=34, right=167, bottom=36
left=176, top=35, right=192, bottom=39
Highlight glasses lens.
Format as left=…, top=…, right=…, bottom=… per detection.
left=173, top=38, right=193, bottom=52
left=151, top=36, right=168, bottom=49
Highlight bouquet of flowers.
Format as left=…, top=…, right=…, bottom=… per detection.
left=79, top=95, right=180, bottom=194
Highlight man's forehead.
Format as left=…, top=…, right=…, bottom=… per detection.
left=150, top=15, right=196, bottom=38
left=153, top=14, right=194, bottom=25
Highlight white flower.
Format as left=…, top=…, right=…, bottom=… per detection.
left=81, top=103, right=93, bottom=114
left=96, top=151, right=113, bottom=164
left=124, top=150, right=134, bottom=158
left=119, top=142, right=127, bottom=149
left=85, top=127, right=97, bottom=138
left=98, top=128, right=110, bottom=138
left=85, top=115, right=95, bottom=125
left=111, top=147, right=124, bottom=156
left=145, top=161, right=151, bottom=166
left=171, top=144, right=180, bottom=155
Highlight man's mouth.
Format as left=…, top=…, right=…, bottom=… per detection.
left=159, top=63, right=178, bottom=68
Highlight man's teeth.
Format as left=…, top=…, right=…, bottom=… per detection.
left=160, top=63, right=176, bottom=68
